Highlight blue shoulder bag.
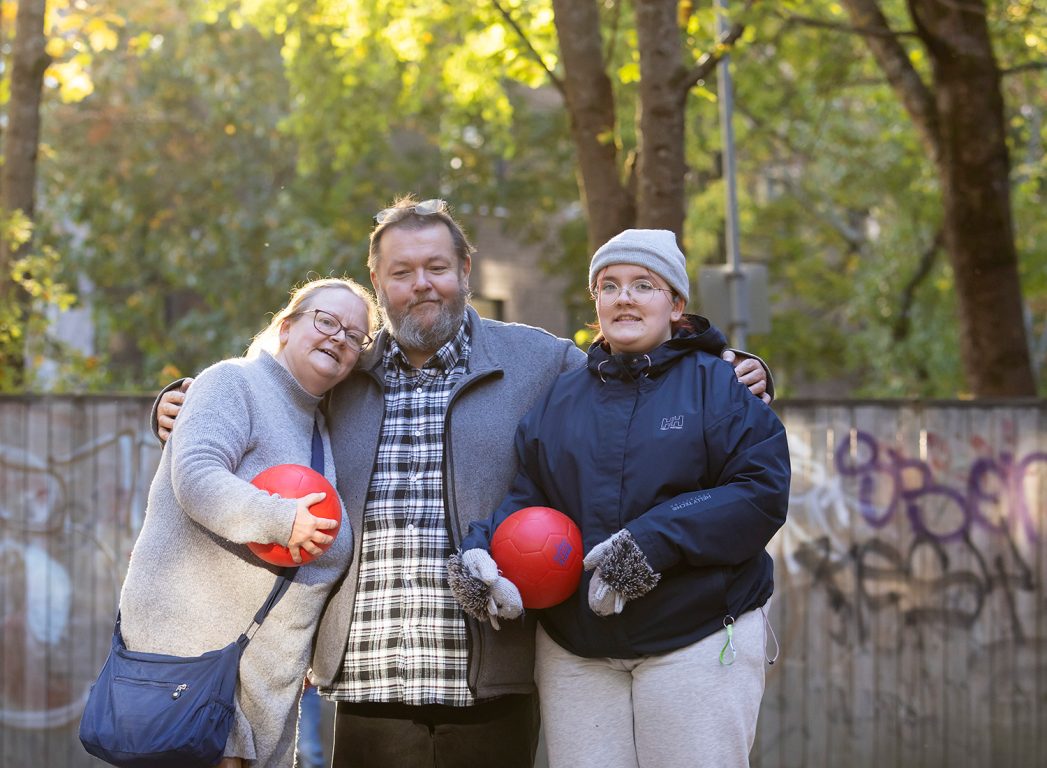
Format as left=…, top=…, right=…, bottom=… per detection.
left=79, top=422, right=325, bottom=767
left=78, top=570, right=295, bottom=767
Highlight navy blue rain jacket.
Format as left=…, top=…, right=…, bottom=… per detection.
left=462, top=316, right=791, bottom=658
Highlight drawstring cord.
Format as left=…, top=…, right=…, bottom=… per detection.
left=761, top=604, right=780, bottom=665
left=598, top=354, right=653, bottom=383
left=718, top=607, right=781, bottom=666
left=719, top=615, right=736, bottom=666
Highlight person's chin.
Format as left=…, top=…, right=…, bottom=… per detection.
left=607, top=328, right=642, bottom=348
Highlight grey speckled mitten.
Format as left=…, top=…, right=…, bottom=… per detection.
left=447, top=549, right=524, bottom=630
left=583, top=530, right=661, bottom=617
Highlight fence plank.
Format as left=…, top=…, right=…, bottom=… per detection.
left=1, top=396, right=1045, bottom=768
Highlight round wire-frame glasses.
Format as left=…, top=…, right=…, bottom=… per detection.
left=591, top=279, right=674, bottom=306
left=296, top=308, right=373, bottom=351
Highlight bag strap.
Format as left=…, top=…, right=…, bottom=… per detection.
left=241, top=418, right=326, bottom=646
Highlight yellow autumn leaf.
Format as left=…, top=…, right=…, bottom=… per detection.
left=88, top=25, right=119, bottom=52
left=128, top=31, right=153, bottom=54
left=619, top=61, right=641, bottom=83
left=691, top=84, right=716, bottom=102
left=48, top=60, right=95, bottom=102
left=45, top=37, right=67, bottom=58
left=60, top=71, right=95, bottom=102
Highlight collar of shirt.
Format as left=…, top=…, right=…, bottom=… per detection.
left=384, top=311, right=472, bottom=375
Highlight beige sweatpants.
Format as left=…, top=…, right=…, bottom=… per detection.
left=535, top=608, right=767, bottom=768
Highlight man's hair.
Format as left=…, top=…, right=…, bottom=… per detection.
left=367, top=194, right=476, bottom=273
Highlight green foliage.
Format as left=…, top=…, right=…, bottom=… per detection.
left=16, top=0, right=1047, bottom=396
left=685, top=0, right=1046, bottom=396
left=40, top=1, right=378, bottom=390
left=0, top=212, right=79, bottom=391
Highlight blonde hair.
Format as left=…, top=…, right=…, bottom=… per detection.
left=245, top=277, right=378, bottom=358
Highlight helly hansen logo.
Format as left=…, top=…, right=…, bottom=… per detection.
left=660, top=415, right=685, bottom=430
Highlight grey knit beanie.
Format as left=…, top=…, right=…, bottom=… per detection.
left=588, top=229, right=689, bottom=302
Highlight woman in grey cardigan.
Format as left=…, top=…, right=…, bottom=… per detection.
left=119, top=277, right=376, bottom=768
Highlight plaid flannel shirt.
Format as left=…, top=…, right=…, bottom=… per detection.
left=325, top=316, right=476, bottom=706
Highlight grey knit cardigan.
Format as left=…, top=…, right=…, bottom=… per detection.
left=122, top=351, right=353, bottom=766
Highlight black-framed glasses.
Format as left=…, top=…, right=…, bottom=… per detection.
left=591, top=279, right=674, bottom=306
left=293, top=309, right=373, bottom=352
left=374, top=198, right=448, bottom=225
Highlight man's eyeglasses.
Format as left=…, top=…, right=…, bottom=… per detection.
left=294, top=309, right=373, bottom=351
left=374, top=198, right=448, bottom=225
left=591, top=280, right=674, bottom=306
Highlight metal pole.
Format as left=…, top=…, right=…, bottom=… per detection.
left=715, top=0, right=748, bottom=349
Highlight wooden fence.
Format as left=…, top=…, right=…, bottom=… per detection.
left=0, top=396, right=1044, bottom=767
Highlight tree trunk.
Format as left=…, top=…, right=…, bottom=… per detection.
left=551, top=0, right=635, bottom=253
left=0, top=0, right=49, bottom=383
left=634, top=0, right=687, bottom=236
left=1, top=0, right=50, bottom=261
left=840, top=0, right=1035, bottom=396
left=909, top=0, right=1035, bottom=396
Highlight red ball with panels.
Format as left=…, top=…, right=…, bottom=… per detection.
left=490, top=506, right=583, bottom=609
left=247, top=464, right=341, bottom=567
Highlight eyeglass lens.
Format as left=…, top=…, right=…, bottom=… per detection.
left=374, top=198, right=447, bottom=225
left=312, top=309, right=370, bottom=349
left=594, top=281, right=664, bottom=305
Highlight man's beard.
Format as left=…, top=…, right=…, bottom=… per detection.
left=380, top=281, right=469, bottom=355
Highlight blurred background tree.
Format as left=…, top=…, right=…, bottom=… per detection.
left=1, top=0, right=1043, bottom=396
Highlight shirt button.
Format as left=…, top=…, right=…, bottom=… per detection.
left=404, top=573, right=414, bottom=581
left=407, top=524, right=415, bottom=532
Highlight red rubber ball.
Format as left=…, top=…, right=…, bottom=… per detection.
left=490, top=506, right=583, bottom=609
left=247, top=464, right=341, bottom=567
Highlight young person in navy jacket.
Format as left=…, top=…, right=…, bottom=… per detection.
left=450, top=229, right=790, bottom=768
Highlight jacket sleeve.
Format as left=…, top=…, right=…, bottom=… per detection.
left=626, top=363, right=790, bottom=572
left=460, top=389, right=553, bottom=552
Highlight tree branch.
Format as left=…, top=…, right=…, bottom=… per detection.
left=490, top=0, right=566, bottom=99
left=838, top=0, right=940, bottom=166
left=778, top=11, right=919, bottom=39
left=680, top=18, right=746, bottom=91
left=1001, top=61, right=1047, bottom=77
left=892, top=227, right=944, bottom=341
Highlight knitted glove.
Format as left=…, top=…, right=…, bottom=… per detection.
left=583, top=530, right=661, bottom=617
left=447, top=549, right=524, bottom=630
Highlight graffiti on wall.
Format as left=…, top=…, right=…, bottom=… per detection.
left=752, top=415, right=1047, bottom=766
left=779, top=423, right=1044, bottom=647
left=0, top=422, right=159, bottom=730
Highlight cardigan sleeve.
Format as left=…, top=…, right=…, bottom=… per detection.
left=167, top=362, right=298, bottom=546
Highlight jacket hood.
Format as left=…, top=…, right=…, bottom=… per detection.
left=586, top=313, right=727, bottom=381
